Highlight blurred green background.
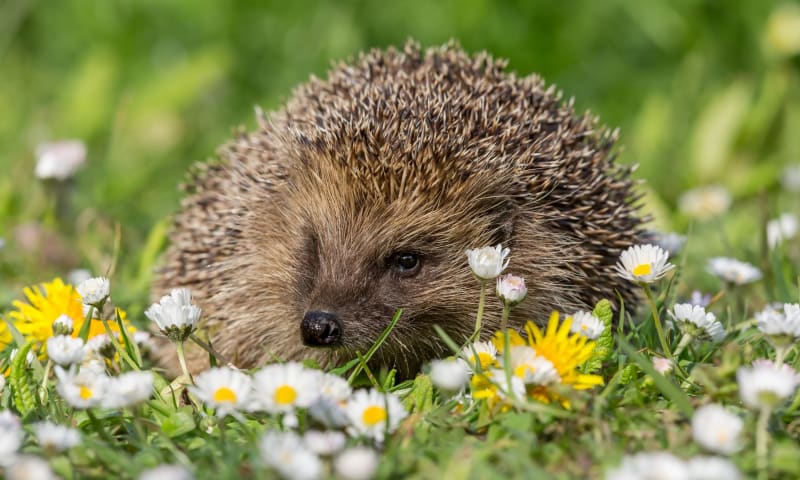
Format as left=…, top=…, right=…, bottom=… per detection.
left=2, top=0, right=799, bottom=310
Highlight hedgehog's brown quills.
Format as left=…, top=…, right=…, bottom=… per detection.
left=153, top=40, right=646, bottom=378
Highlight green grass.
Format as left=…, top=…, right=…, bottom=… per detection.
left=1, top=1, right=800, bottom=478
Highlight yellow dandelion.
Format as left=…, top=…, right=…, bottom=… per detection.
left=1, top=278, right=134, bottom=352
left=493, top=311, right=604, bottom=404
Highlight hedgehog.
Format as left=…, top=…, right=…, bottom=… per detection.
left=152, top=41, right=645, bottom=378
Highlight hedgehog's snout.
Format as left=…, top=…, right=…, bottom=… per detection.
left=300, top=310, right=342, bottom=347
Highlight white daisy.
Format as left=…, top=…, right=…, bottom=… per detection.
left=506, top=346, right=560, bottom=385
left=102, top=371, right=155, bottom=409
left=670, top=304, right=725, bottom=342
left=614, top=244, right=675, bottom=283
left=139, top=464, right=194, bottom=480
left=0, top=410, right=22, bottom=466
left=706, top=257, right=762, bottom=285
left=260, top=431, right=322, bottom=480
left=251, top=362, right=321, bottom=413
left=429, top=358, right=470, bottom=392
left=459, top=341, right=498, bottom=372
left=46, top=335, right=86, bottom=366
left=308, top=397, right=350, bottom=429
left=55, top=365, right=109, bottom=409
left=756, top=303, right=800, bottom=342
left=686, top=456, right=741, bottom=480
left=569, top=311, right=605, bottom=340
left=691, top=404, right=743, bottom=455
left=465, top=244, right=510, bottom=280
left=66, top=268, right=92, bottom=287
left=496, top=273, right=527, bottom=306
left=345, top=389, right=407, bottom=442
left=767, top=213, right=798, bottom=248
left=334, top=447, right=380, bottom=480
left=678, top=185, right=731, bottom=220
left=189, top=367, right=252, bottom=416
left=303, top=430, right=346, bottom=456
left=34, top=139, right=87, bottom=181
left=76, top=276, right=110, bottom=306
left=737, top=360, right=800, bottom=409
left=605, top=451, right=689, bottom=480
left=485, top=368, right=527, bottom=400
left=32, top=421, right=81, bottom=452
left=145, top=288, right=201, bottom=342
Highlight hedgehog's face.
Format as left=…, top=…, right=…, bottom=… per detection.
left=281, top=175, right=502, bottom=362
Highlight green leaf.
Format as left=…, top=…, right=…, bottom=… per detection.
left=404, top=373, right=435, bottom=414
left=160, top=409, right=197, bottom=438
left=618, top=337, right=694, bottom=417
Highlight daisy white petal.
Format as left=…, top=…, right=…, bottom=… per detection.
left=145, top=288, right=201, bottom=342
left=496, top=274, right=527, bottom=306
left=686, top=456, right=741, bottom=480
left=252, top=362, right=321, bottom=413
left=55, top=365, right=109, bottom=409
left=260, top=431, right=322, bottom=480
left=34, top=139, right=86, bottom=181
left=139, top=465, right=194, bottom=480
left=429, top=358, right=469, bottom=392
left=670, top=304, right=725, bottom=342
left=76, top=276, right=110, bottom=306
left=678, top=185, right=731, bottom=220
left=102, top=371, right=155, bottom=409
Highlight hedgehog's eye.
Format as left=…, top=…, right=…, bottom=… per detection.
left=388, top=252, right=421, bottom=276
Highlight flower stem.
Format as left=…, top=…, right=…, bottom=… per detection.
left=774, top=344, right=789, bottom=366
left=175, top=341, right=193, bottom=384
left=673, top=333, right=694, bottom=358
left=642, top=283, right=672, bottom=358
left=99, top=317, right=140, bottom=370
left=39, top=359, right=52, bottom=404
left=470, top=281, right=487, bottom=343
left=87, top=408, right=115, bottom=445
left=501, top=304, right=515, bottom=401
left=756, top=405, right=771, bottom=480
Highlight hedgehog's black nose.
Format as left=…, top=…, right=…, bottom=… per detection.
left=301, top=311, right=342, bottom=347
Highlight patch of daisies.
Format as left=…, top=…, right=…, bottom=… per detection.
left=0, top=278, right=405, bottom=480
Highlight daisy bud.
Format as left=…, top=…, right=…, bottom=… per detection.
left=496, top=274, right=527, bottom=307
left=429, top=358, right=469, bottom=392
left=145, top=288, right=201, bottom=342
left=34, top=140, right=86, bottom=181
left=260, top=431, right=322, bottom=480
left=6, top=455, right=59, bottom=480
left=678, top=185, right=731, bottom=220
left=52, top=314, right=74, bottom=336
left=652, top=357, right=673, bottom=375
left=76, top=276, right=110, bottom=307
left=86, top=334, right=115, bottom=359
left=686, top=456, right=741, bottom=480
left=334, top=447, right=380, bottom=480
left=465, top=244, right=510, bottom=281
left=0, top=410, right=22, bottom=465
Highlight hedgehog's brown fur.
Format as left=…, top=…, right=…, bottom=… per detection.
left=153, top=41, right=645, bottom=378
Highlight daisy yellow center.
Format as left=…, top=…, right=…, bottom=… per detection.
left=362, top=405, right=387, bottom=426
left=79, top=385, right=93, bottom=400
left=633, top=263, right=652, bottom=276
left=213, top=387, right=237, bottom=404
left=472, top=352, right=494, bottom=368
left=514, top=365, right=534, bottom=378
left=274, top=385, right=297, bottom=405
